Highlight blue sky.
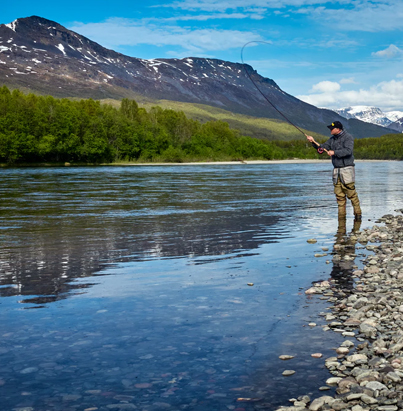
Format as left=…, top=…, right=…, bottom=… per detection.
left=2, top=0, right=403, bottom=112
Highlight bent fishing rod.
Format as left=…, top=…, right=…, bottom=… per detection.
left=240, top=41, right=328, bottom=154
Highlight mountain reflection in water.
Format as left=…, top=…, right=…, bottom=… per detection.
left=1, top=162, right=403, bottom=308
left=0, top=166, right=295, bottom=306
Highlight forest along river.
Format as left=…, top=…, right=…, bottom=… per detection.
left=0, top=161, right=402, bottom=411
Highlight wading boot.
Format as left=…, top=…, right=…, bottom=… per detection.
left=354, top=205, right=362, bottom=221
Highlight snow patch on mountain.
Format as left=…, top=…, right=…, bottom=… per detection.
left=56, top=43, right=66, bottom=56
left=386, top=111, right=403, bottom=123
left=5, top=20, right=18, bottom=32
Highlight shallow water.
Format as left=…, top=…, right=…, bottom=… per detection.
left=0, top=162, right=402, bottom=410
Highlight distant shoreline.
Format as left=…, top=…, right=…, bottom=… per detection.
left=0, top=159, right=394, bottom=168
left=109, top=159, right=392, bottom=166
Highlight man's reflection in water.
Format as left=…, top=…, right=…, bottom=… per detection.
left=330, top=217, right=362, bottom=291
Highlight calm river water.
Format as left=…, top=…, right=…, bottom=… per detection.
left=1, top=161, right=402, bottom=411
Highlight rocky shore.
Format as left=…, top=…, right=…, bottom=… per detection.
left=277, top=212, right=403, bottom=411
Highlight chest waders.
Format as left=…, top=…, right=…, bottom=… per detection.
left=333, top=166, right=361, bottom=220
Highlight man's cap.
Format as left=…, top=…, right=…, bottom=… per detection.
left=327, top=121, right=343, bottom=130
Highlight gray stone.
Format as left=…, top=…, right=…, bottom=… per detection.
left=309, top=396, right=334, bottom=411
left=326, top=377, right=342, bottom=386
left=346, top=354, right=368, bottom=364
left=360, top=394, right=378, bottom=404
left=331, top=399, right=349, bottom=410
left=359, top=323, right=377, bottom=337
left=355, top=370, right=380, bottom=383
left=365, top=381, right=388, bottom=391
left=346, top=393, right=363, bottom=401
left=341, top=340, right=355, bottom=348
left=279, top=355, right=295, bottom=360
left=386, top=372, right=401, bottom=382
left=353, top=298, right=369, bottom=309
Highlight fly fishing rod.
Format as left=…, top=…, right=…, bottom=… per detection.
left=240, top=41, right=328, bottom=154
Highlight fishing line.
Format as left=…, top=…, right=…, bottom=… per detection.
left=241, top=41, right=307, bottom=138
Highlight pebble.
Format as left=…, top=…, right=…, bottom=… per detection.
left=282, top=370, right=296, bottom=376
left=326, top=377, right=342, bottom=386
left=279, top=355, right=295, bottom=360
left=276, top=212, right=403, bottom=411
left=335, top=347, right=349, bottom=355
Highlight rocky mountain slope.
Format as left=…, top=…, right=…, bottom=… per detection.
left=388, top=118, right=403, bottom=132
left=0, top=16, right=398, bottom=138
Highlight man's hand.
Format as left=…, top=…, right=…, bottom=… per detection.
left=327, top=150, right=335, bottom=156
left=306, top=135, right=314, bottom=143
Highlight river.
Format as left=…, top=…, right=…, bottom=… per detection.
left=0, top=161, right=402, bottom=411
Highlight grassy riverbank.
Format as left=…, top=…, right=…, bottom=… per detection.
left=1, top=86, right=403, bottom=166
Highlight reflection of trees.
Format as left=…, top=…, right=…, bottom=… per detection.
left=330, top=218, right=362, bottom=290
left=0, top=210, right=282, bottom=306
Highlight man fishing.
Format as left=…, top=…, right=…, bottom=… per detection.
left=306, top=121, right=362, bottom=221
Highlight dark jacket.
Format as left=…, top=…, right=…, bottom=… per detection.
left=314, top=130, right=355, bottom=168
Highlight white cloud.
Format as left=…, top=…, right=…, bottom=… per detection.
left=161, top=0, right=349, bottom=13
left=297, top=78, right=403, bottom=111
left=303, top=1, right=403, bottom=32
left=310, top=81, right=340, bottom=93
left=162, top=12, right=265, bottom=21
left=69, top=18, right=262, bottom=54
left=372, top=44, right=403, bottom=58
left=164, top=0, right=402, bottom=33
left=160, top=0, right=402, bottom=34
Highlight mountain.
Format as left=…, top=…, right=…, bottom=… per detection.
left=386, top=111, right=403, bottom=123
left=0, top=16, right=398, bottom=139
left=334, top=106, right=403, bottom=129
left=334, top=106, right=392, bottom=127
left=388, top=117, right=403, bottom=132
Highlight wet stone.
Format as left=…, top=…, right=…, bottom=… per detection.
left=279, top=355, right=295, bottom=360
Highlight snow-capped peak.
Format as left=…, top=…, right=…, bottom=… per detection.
left=385, top=111, right=403, bottom=123
left=334, top=106, right=403, bottom=128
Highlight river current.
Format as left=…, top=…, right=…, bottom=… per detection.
left=0, top=161, right=402, bottom=411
